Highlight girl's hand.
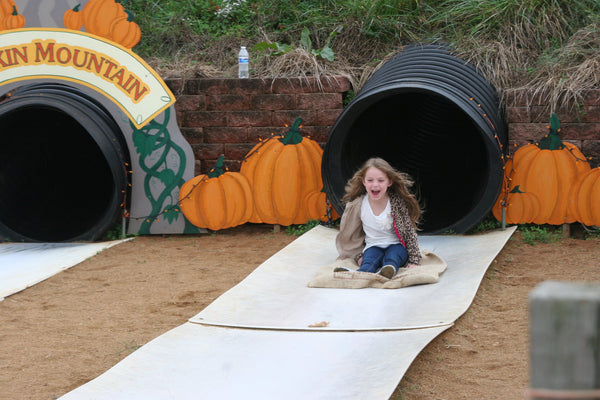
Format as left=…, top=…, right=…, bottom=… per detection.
left=406, top=263, right=418, bottom=268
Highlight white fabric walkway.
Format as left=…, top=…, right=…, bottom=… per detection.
left=0, top=239, right=130, bottom=301
left=57, top=225, right=515, bottom=400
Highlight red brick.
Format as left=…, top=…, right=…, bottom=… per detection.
left=561, top=123, right=600, bottom=140
left=188, top=79, right=229, bottom=95
left=175, top=95, right=206, bottom=111
left=319, top=76, right=352, bottom=93
left=164, top=78, right=184, bottom=95
left=508, top=123, right=547, bottom=141
left=206, top=94, right=248, bottom=111
left=579, top=106, right=600, bottom=123
left=316, top=109, right=342, bottom=125
left=529, top=106, right=556, bottom=123
left=271, top=77, right=322, bottom=94
left=194, top=143, right=223, bottom=160
left=204, top=127, right=248, bottom=143
left=247, top=127, right=283, bottom=143
left=224, top=143, right=255, bottom=162
left=300, top=126, right=331, bottom=144
left=184, top=111, right=227, bottom=127
left=273, top=110, right=316, bottom=126
left=224, top=78, right=274, bottom=95
left=270, top=76, right=351, bottom=94
left=180, top=127, right=203, bottom=144
left=250, top=94, right=296, bottom=110
left=228, top=111, right=272, bottom=127
left=297, top=93, right=342, bottom=110
left=582, top=140, right=600, bottom=167
left=506, top=107, right=530, bottom=123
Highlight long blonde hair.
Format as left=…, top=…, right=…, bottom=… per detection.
left=342, top=157, right=422, bottom=225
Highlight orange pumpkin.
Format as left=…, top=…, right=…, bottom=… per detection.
left=569, top=167, right=600, bottom=226
left=0, top=0, right=15, bottom=22
left=63, top=4, right=83, bottom=30
left=240, top=117, right=323, bottom=226
left=83, top=0, right=126, bottom=37
left=109, top=10, right=141, bottom=49
left=492, top=185, right=540, bottom=224
left=304, top=190, right=340, bottom=223
left=497, top=113, right=590, bottom=225
left=179, top=155, right=253, bottom=231
left=240, top=134, right=283, bottom=223
left=3, top=5, right=24, bottom=30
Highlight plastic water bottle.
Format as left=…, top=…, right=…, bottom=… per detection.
left=238, top=46, right=249, bottom=79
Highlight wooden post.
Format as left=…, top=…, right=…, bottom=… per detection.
left=562, top=223, right=571, bottom=238
left=529, top=281, right=600, bottom=399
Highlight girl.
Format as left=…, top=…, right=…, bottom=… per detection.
left=335, top=157, right=422, bottom=278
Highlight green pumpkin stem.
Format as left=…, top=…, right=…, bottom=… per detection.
left=207, top=155, right=225, bottom=178
left=12, top=5, right=18, bottom=15
left=73, top=4, right=81, bottom=12
left=538, top=113, right=564, bottom=150
left=509, top=185, right=525, bottom=194
left=279, top=117, right=303, bottom=145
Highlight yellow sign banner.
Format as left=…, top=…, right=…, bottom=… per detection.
left=0, top=28, right=174, bottom=128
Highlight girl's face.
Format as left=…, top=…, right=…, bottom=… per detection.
left=363, top=167, right=392, bottom=201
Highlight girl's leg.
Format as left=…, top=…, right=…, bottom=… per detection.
left=357, top=246, right=384, bottom=273
left=382, top=244, right=409, bottom=271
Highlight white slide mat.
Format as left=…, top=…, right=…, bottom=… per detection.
left=0, top=239, right=130, bottom=300
left=59, top=322, right=451, bottom=400
left=59, top=225, right=515, bottom=400
left=190, top=225, right=517, bottom=330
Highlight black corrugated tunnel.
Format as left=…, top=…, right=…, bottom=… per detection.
left=323, top=44, right=507, bottom=234
left=0, top=83, right=130, bottom=242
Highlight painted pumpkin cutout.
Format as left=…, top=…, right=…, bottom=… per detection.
left=3, top=5, right=25, bottom=30
left=110, top=10, right=141, bottom=49
left=304, top=190, right=340, bottom=223
left=63, top=4, right=84, bottom=31
left=240, top=118, right=323, bottom=226
left=83, top=0, right=126, bottom=37
left=179, top=156, right=253, bottom=231
left=495, top=113, right=590, bottom=225
left=569, top=167, right=600, bottom=226
left=492, top=185, right=540, bottom=224
left=0, top=0, right=16, bottom=27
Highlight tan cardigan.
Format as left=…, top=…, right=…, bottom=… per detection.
left=335, top=192, right=422, bottom=265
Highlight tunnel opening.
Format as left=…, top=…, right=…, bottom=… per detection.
left=0, top=83, right=130, bottom=242
left=323, top=45, right=507, bottom=234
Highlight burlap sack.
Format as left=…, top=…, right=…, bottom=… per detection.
left=308, top=249, right=446, bottom=289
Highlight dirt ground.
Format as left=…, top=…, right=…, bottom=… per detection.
left=0, top=223, right=598, bottom=400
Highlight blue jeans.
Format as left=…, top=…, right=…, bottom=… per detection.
left=358, top=244, right=408, bottom=273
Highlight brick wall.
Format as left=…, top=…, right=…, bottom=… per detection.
left=506, top=89, right=600, bottom=167
left=165, top=77, right=600, bottom=173
left=165, top=77, right=351, bottom=174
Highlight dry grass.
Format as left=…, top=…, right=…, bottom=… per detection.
left=146, top=18, right=600, bottom=113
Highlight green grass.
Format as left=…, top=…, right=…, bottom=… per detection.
left=519, top=225, right=562, bottom=245
left=285, top=219, right=320, bottom=236
left=121, top=0, right=600, bottom=108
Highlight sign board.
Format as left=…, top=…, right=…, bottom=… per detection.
left=0, top=28, right=175, bottom=128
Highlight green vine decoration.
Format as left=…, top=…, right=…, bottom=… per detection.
left=130, top=107, right=199, bottom=234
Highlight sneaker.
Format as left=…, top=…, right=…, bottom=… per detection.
left=378, top=265, right=396, bottom=279
left=334, top=266, right=353, bottom=272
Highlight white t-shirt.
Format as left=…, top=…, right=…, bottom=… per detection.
left=361, top=196, right=400, bottom=251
